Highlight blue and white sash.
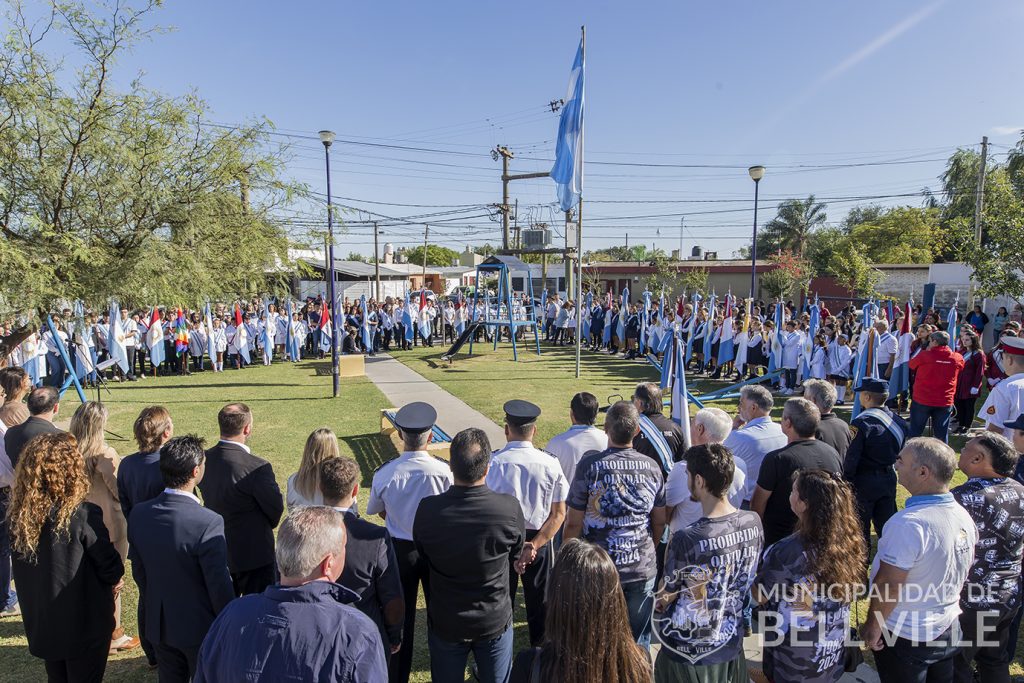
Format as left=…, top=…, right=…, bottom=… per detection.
left=637, top=414, right=674, bottom=473
left=859, top=407, right=906, bottom=446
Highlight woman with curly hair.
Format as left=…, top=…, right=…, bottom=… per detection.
left=69, top=401, right=139, bottom=653
left=509, top=538, right=651, bottom=683
left=755, top=469, right=866, bottom=682
left=7, top=432, right=124, bottom=683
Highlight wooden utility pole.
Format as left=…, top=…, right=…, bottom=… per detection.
left=373, top=221, right=381, bottom=301
left=495, top=145, right=550, bottom=250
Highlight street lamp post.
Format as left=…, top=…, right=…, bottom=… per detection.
left=748, top=165, right=765, bottom=301
left=320, top=130, right=339, bottom=398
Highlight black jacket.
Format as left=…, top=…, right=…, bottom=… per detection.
left=198, top=440, right=284, bottom=573
left=3, top=416, right=61, bottom=469
left=339, top=509, right=404, bottom=650
left=128, top=492, right=235, bottom=650
left=12, top=502, right=123, bottom=661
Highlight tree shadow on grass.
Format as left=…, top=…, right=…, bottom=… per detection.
left=341, top=433, right=396, bottom=486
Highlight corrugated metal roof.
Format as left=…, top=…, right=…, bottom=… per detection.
left=299, top=258, right=409, bottom=278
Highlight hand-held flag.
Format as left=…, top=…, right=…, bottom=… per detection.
left=147, top=307, right=166, bottom=369
left=108, top=301, right=129, bottom=374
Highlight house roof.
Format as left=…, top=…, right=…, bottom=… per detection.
left=299, top=258, right=409, bottom=279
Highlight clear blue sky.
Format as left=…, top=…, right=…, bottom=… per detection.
left=106, top=0, right=1024, bottom=257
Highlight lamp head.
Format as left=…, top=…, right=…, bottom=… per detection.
left=318, top=130, right=336, bottom=147
left=748, top=165, right=765, bottom=182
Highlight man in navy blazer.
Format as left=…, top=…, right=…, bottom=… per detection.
left=199, top=403, right=284, bottom=596
left=129, top=435, right=235, bottom=682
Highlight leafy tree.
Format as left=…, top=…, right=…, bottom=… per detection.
left=841, top=205, right=885, bottom=232
left=761, top=253, right=813, bottom=300
left=678, top=266, right=709, bottom=295
left=346, top=252, right=369, bottom=263
left=805, top=227, right=847, bottom=277
left=952, top=171, right=1024, bottom=302
left=828, top=238, right=881, bottom=297
left=403, top=245, right=460, bottom=267
left=0, top=0, right=297, bottom=355
left=848, top=207, right=939, bottom=264
left=758, top=195, right=827, bottom=258
left=643, top=256, right=683, bottom=294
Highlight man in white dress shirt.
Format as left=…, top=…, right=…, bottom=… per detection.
left=664, top=407, right=747, bottom=533
left=366, top=402, right=452, bottom=683
left=722, top=385, right=787, bottom=505
left=485, top=400, right=568, bottom=646
left=545, top=392, right=608, bottom=486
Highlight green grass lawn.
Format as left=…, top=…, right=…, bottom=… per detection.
left=0, top=359, right=519, bottom=682
left=2, top=349, right=1019, bottom=680
left=394, top=341, right=1024, bottom=678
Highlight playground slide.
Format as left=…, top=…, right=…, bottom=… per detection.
left=441, top=321, right=483, bottom=361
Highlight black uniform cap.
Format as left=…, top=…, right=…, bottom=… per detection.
left=853, top=378, right=888, bottom=394
left=503, top=399, right=541, bottom=427
left=394, top=402, right=437, bottom=434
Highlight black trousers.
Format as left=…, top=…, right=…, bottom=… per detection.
left=508, top=530, right=550, bottom=646
left=852, top=470, right=897, bottom=555
left=955, top=608, right=1016, bottom=683
left=874, top=626, right=957, bottom=683
left=392, top=538, right=431, bottom=683
left=953, top=397, right=978, bottom=431
left=43, top=645, right=109, bottom=683
left=154, top=642, right=199, bottom=683
left=231, top=563, right=275, bottom=597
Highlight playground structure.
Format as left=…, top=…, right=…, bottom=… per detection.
left=465, top=255, right=541, bottom=362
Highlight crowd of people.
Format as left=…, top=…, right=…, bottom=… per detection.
left=1, top=364, right=1024, bottom=682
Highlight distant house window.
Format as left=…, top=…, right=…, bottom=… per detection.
left=558, top=278, right=566, bottom=292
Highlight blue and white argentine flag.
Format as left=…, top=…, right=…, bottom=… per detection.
left=550, top=39, right=585, bottom=212
left=671, top=336, right=692, bottom=448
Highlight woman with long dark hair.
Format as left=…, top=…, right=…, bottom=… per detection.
left=509, top=539, right=650, bottom=683
left=953, top=327, right=986, bottom=434
left=755, top=469, right=865, bottom=682
left=7, top=433, right=124, bottom=682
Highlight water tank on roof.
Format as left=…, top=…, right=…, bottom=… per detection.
left=383, top=243, right=394, bottom=264
left=691, top=245, right=703, bottom=259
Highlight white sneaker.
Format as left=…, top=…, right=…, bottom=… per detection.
left=1, top=601, right=21, bottom=617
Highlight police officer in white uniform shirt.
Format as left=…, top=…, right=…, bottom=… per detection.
left=366, top=402, right=452, bottom=683
left=979, top=336, right=1024, bottom=438
left=485, top=400, right=568, bottom=646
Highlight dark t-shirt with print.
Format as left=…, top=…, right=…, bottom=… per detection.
left=756, top=534, right=850, bottom=682
left=567, top=447, right=666, bottom=585
left=952, top=476, right=1024, bottom=616
left=653, top=511, right=763, bottom=665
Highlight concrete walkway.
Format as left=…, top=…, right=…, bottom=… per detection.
left=366, top=354, right=880, bottom=682
left=363, top=354, right=506, bottom=449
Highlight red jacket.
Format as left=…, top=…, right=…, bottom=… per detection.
left=908, top=345, right=965, bottom=407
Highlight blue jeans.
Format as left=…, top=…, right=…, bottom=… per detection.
left=0, top=488, right=14, bottom=610
left=428, top=625, right=513, bottom=683
left=622, top=577, right=656, bottom=649
left=910, top=402, right=952, bottom=443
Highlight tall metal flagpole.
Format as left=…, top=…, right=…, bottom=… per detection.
left=574, top=25, right=586, bottom=380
